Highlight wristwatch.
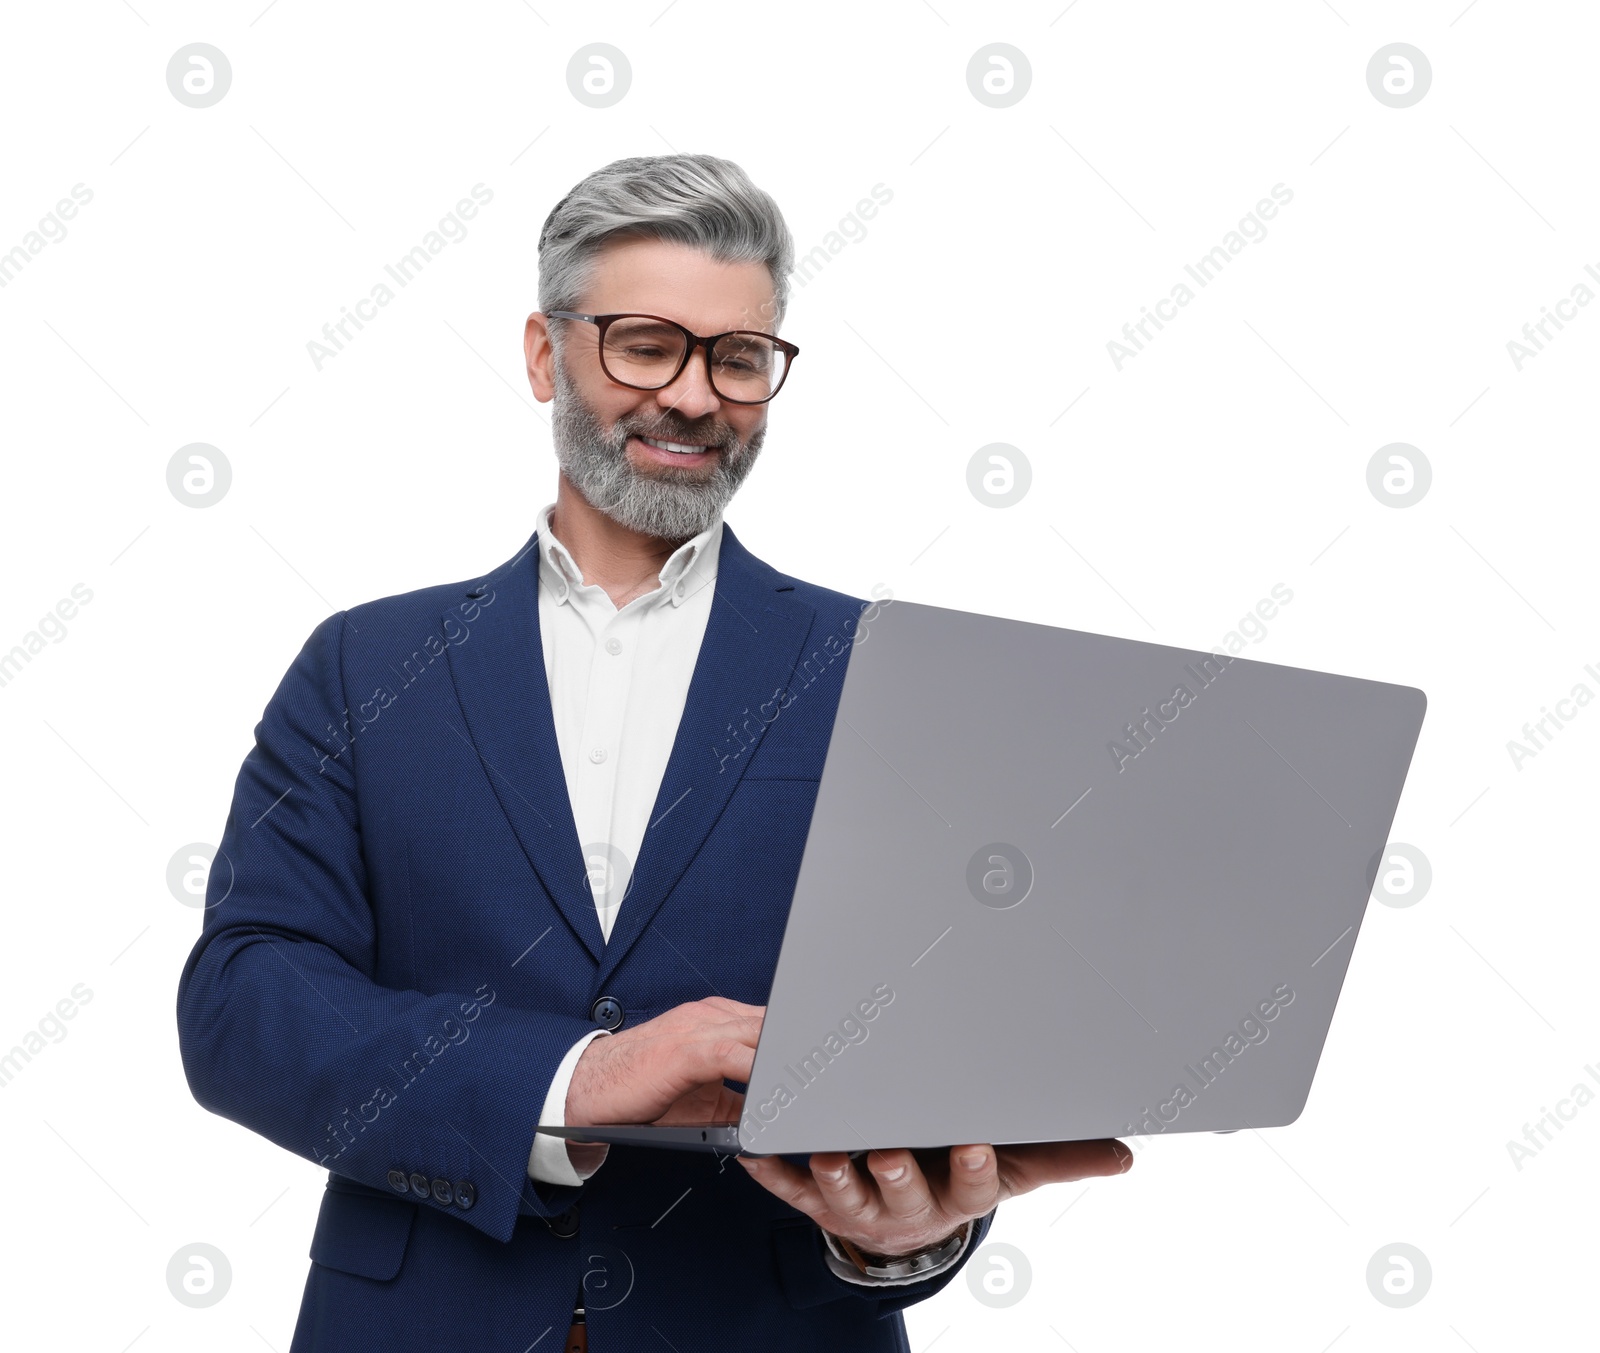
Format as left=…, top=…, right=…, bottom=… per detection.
left=821, top=1219, right=972, bottom=1281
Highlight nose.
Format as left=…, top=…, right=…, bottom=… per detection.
left=655, top=349, right=722, bottom=421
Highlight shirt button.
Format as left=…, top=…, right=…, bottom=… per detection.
left=675, top=582, right=685, bottom=598
left=589, top=747, right=607, bottom=764
left=605, top=637, right=622, bottom=655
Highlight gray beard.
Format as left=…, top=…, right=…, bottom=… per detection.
left=549, top=352, right=766, bottom=541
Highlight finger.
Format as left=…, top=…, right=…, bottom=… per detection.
left=944, top=1144, right=1001, bottom=1218
left=698, top=997, right=767, bottom=1019
left=671, top=1010, right=764, bottom=1050
left=659, top=1010, right=764, bottom=1042
left=679, top=1030, right=758, bottom=1086
left=862, top=1148, right=940, bottom=1228
left=711, top=1082, right=746, bottom=1120
left=653, top=1080, right=745, bottom=1127
left=1040, top=1138, right=1133, bottom=1177
left=994, top=1139, right=1133, bottom=1196
left=737, top=1155, right=829, bottom=1219
left=649, top=999, right=763, bottom=1040
left=808, top=1152, right=877, bottom=1226
left=712, top=1012, right=766, bottom=1048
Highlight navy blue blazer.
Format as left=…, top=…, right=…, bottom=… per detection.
left=176, top=522, right=995, bottom=1352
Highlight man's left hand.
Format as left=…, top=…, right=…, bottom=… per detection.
left=737, top=1138, right=1132, bottom=1259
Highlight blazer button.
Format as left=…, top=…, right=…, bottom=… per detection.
left=590, top=996, right=624, bottom=1030
left=549, top=1204, right=580, bottom=1238
left=408, top=1171, right=430, bottom=1199
left=387, top=1169, right=410, bottom=1194
left=453, top=1180, right=476, bottom=1210
left=431, top=1178, right=453, bottom=1205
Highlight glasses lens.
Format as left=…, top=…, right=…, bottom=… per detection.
left=601, top=317, right=689, bottom=388
left=710, top=331, right=786, bottom=402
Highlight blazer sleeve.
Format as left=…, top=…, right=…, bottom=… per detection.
left=175, top=610, right=602, bottom=1244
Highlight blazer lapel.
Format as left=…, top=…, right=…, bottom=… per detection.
left=444, top=521, right=823, bottom=983
left=593, top=523, right=817, bottom=990
left=444, top=529, right=607, bottom=965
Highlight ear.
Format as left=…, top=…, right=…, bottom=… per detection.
left=524, top=312, right=557, bottom=402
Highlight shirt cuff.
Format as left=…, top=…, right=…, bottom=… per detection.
left=526, top=1028, right=612, bottom=1186
left=819, top=1216, right=977, bottom=1287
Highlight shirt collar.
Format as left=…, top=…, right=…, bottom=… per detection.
left=535, top=501, right=722, bottom=610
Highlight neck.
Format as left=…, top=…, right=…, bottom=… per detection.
left=548, top=474, right=695, bottom=609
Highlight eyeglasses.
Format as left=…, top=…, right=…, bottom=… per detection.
left=549, top=311, right=799, bottom=405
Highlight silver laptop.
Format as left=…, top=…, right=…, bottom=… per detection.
left=535, top=598, right=1426, bottom=1158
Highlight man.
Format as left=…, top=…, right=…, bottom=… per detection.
left=176, top=153, right=1131, bottom=1352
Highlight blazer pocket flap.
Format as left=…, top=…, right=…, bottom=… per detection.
left=309, top=1186, right=416, bottom=1280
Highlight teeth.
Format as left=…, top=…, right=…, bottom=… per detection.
left=641, top=436, right=709, bottom=455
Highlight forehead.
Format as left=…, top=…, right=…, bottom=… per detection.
left=580, top=236, right=778, bottom=333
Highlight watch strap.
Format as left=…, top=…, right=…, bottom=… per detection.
left=822, top=1218, right=971, bottom=1281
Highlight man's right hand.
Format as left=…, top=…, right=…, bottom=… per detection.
left=565, top=996, right=764, bottom=1130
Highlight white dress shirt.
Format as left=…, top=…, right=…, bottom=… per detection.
left=525, top=499, right=720, bottom=1190
left=521, top=501, right=972, bottom=1285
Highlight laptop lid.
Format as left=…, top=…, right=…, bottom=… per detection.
left=736, top=598, right=1425, bottom=1156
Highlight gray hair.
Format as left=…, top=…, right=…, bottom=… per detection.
left=537, top=154, right=794, bottom=340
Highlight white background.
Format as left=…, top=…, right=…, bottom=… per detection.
left=1, top=1, right=1595, bottom=1348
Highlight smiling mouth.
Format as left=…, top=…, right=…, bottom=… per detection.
left=635, top=434, right=717, bottom=456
